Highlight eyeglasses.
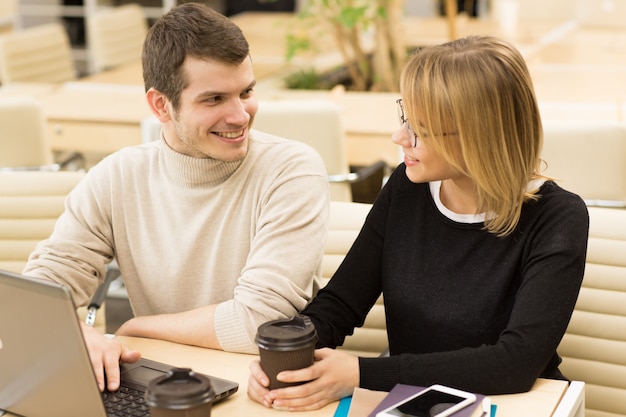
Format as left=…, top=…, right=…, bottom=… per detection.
left=396, top=99, right=457, bottom=148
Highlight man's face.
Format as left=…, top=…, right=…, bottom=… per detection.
left=162, top=56, right=258, bottom=161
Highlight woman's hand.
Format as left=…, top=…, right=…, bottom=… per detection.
left=248, top=348, right=359, bottom=411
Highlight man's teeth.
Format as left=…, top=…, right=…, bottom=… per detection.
left=217, top=130, right=243, bottom=139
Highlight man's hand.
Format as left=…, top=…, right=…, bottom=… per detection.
left=79, top=322, right=141, bottom=391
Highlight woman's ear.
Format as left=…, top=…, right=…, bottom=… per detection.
left=146, top=88, right=172, bottom=122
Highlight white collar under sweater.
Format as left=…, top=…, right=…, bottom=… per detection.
left=429, top=178, right=547, bottom=224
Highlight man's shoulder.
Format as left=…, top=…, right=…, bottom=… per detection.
left=98, top=141, right=159, bottom=163
left=86, top=142, right=159, bottom=180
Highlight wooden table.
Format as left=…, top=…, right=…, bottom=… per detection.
left=78, top=61, right=144, bottom=86
left=117, top=336, right=338, bottom=417
left=0, top=337, right=584, bottom=417
left=39, top=83, right=150, bottom=154
left=2, top=334, right=580, bottom=417
left=118, top=336, right=578, bottom=417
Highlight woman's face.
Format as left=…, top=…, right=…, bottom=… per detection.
left=391, top=104, right=462, bottom=184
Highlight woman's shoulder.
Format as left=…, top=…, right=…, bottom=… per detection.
left=537, top=180, right=587, bottom=208
left=529, top=180, right=589, bottom=225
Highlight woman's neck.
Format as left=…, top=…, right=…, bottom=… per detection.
left=439, top=178, right=481, bottom=215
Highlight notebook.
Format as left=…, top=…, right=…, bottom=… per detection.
left=0, top=269, right=239, bottom=417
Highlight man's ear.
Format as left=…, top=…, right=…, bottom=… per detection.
left=146, top=88, right=172, bottom=122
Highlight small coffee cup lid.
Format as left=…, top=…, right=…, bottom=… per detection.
left=145, top=368, right=215, bottom=410
left=255, top=314, right=317, bottom=350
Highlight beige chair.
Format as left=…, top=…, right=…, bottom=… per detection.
left=0, top=96, right=83, bottom=171
left=0, top=170, right=106, bottom=332
left=0, top=22, right=77, bottom=84
left=0, top=0, right=17, bottom=36
left=254, top=99, right=388, bottom=203
left=86, top=3, right=148, bottom=73
left=323, top=201, right=387, bottom=357
left=557, top=206, right=626, bottom=417
left=0, top=170, right=84, bottom=272
left=541, top=121, right=626, bottom=207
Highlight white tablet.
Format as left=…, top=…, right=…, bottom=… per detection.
left=376, top=384, right=477, bottom=417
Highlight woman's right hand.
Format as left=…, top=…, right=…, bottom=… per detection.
left=248, top=348, right=359, bottom=411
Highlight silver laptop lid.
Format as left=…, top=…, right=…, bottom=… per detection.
left=0, top=269, right=108, bottom=417
left=0, top=269, right=239, bottom=417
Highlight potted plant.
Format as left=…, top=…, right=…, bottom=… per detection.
left=284, top=0, right=407, bottom=92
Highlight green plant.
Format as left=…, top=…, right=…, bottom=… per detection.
left=285, top=0, right=406, bottom=92
left=283, top=68, right=328, bottom=90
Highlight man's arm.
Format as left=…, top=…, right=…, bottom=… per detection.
left=115, top=304, right=221, bottom=349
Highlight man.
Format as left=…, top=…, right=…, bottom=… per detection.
left=23, top=3, right=329, bottom=392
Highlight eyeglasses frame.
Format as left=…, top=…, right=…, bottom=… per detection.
left=396, top=99, right=457, bottom=148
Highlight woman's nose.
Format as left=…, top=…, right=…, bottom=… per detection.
left=392, top=124, right=411, bottom=147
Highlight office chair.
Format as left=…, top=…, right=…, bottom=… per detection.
left=0, top=170, right=108, bottom=332
left=253, top=99, right=388, bottom=202
left=0, top=0, right=18, bottom=35
left=324, top=201, right=387, bottom=357
left=86, top=3, right=149, bottom=73
left=0, top=22, right=77, bottom=84
left=0, top=96, right=84, bottom=171
left=541, top=121, right=626, bottom=207
left=557, top=206, right=626, bottom=417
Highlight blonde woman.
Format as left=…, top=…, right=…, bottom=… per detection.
left=248, top=35, right=589, bottom=411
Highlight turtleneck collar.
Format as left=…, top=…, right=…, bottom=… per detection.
left=159, top=136, right=244, bottom=187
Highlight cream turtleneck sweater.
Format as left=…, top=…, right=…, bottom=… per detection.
left=23, top=130, right=330, bottom=353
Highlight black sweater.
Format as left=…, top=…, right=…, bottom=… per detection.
left=302, top=164, right=589, bottom=395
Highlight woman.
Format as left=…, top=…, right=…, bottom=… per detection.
left=248, top=35, right=589, bottom=411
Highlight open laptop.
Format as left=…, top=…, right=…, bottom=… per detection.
left=0, top=269, right=239, bottom=417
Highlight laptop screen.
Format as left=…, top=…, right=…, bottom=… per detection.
left=0, top=269, right=238, bottom=417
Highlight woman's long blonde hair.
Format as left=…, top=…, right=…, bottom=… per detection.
left=401, top=35, right=547, bottom=236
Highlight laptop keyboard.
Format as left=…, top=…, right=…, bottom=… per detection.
left=102, top=386, right=151, bottom=417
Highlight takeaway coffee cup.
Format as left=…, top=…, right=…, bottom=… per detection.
left=255, top=314, right=318, bottom=390
left=145, top=368, right=215, bottom=417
